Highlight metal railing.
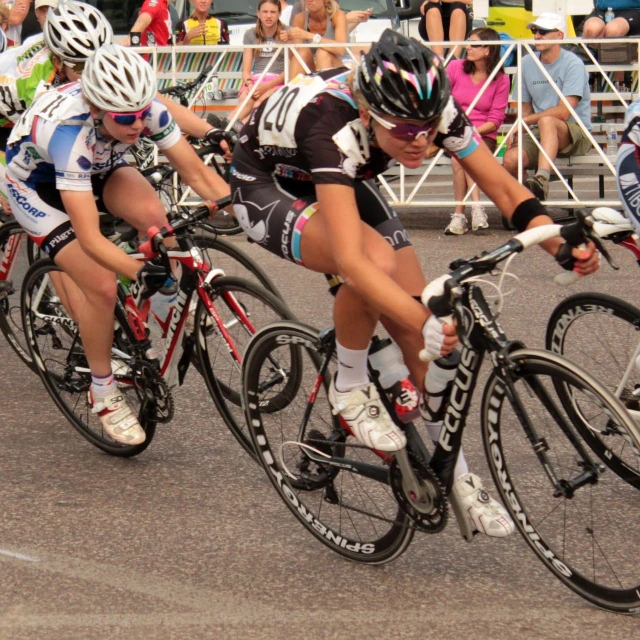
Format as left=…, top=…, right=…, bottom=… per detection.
left=137, top=37, right=639, bottom=210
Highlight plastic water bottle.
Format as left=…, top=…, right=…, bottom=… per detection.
left=606, top=123, right=618, bottom=159
left=148, top=278, right=178, bottom=360
left=423, top=351, right=461, bottom=423
left=605, top=7, right=615, bottom=23
left=368, top=337, right=420, bottom=424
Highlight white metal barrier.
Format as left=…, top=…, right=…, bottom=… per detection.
left=138, top=37, right=639, bottom=210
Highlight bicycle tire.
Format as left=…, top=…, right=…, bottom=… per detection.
left=21, top=259, right=156, bottom=457
left=0, top=221, right=37, bottom=372
left=481, top=348, right=640, bottom=613
left=243, top=321, right=415, bottom=563
left=194, top=276, right=297, bottom=461
left=546, top=292, right=640, bottom=485
left=187, top=229, right=282, bottom=298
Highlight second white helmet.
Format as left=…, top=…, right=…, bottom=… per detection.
left=44, top=1, right=113, bottom=63
left=82, top=44, right=157, bottom=113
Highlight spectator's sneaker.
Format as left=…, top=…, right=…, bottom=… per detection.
left=471, top=204, right=489, bottom=231
left=89, top=388, right=146, bottom=446
left=445, top=213, right=469, bottom=236
left=524, top=174, right=549, bottom=201
left=328, top=377, right=407, bottom=452
left=453, top=472, right=515, bottom=538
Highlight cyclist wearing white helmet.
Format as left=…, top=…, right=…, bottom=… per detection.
left=0, top=2, right=113, bottom=211
left=230, top=30, right=599, bottom=537
left=6, top=44, right=230, bottom=446
left=0, top=1, right=230, bottom=213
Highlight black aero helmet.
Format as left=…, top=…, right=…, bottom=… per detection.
left=355, top=29, right=451, bottom=121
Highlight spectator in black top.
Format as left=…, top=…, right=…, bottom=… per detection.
left=419, top=0, right=473, bottom=58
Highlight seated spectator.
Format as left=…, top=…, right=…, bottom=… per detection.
left=34, top=0, right=57, bottom=28
left=419, top=0, right=473, bottom=58
left=582, top=0, right=640, bottom=39
left=226, top=0, right=288, bottom=126
left=290, top=0, right=370, bottom=31
left=176, top=0, right=229, bottom=45
left=445, top=28, right=510, bottom=235
left=125, top=0, right=175, bottom=47
left=285, top=0, right=348, bottom=73
left=503, top=13, right=592, bottom=202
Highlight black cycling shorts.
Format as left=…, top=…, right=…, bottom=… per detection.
left=230, top=170, right=411, bottom=266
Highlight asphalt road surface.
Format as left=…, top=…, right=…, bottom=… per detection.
left=1, top=210, right=639, bottom=639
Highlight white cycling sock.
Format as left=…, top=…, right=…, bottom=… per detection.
left=91, top=371, right=116, bottom=400
left=335, top=341, right=370, bottom=392
left=426, top=421, right=469, bottom=479
left=454, top=448, right=469, bottom=479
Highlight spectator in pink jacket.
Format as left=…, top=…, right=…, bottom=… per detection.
left=445, top=27, right=511, bottom=235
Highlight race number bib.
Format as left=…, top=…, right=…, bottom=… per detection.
left=257, top=74, right=328, bottom=148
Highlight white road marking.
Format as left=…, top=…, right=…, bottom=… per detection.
left=0, top=548, right=40, bottom=562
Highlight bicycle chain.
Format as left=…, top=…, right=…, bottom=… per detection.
left=300, top=437, right=448, bottom=534
left=131, top=359, right=174, bottom=424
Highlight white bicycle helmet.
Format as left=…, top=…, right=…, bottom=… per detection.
left=82, top=44, right=157, bottom=112
left=44, top=1, right=113, bottom=63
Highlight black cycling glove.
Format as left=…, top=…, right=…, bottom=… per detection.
left=554, top=242, right=577, bottom=271
left=204, top=127, right=236, bottom=151
left=137, top=262, right=174, bottom=299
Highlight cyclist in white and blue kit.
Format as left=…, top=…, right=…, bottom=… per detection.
left=6, top=44, right=230, bottom=447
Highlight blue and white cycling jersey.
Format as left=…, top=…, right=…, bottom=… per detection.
left=6, top=81, right=181, bottom=190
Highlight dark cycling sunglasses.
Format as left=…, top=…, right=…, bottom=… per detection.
left=369, top=110, right=440, bottom=141
left=107, top=106, right=152, bottom=126
left=468, top=42, right=487, bottom=49
left=530, top=27, right=558, bottom=36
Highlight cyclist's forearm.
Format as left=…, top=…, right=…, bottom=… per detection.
left=156, top=93, right=210, bottom=138
left=79, top=234, right=141, bottom=281
left=182, top=165, right=231, bottom=201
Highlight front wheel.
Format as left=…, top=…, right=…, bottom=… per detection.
left=546, top=292, right=640, bottom=485
left=193, top=276, right=297, bottom=461
left=482, top=349, right=640, bottom=613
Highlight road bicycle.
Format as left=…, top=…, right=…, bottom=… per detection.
left=241, top=215, right=640, bottom=613
left=0, top=211, right=280, bottom=376
left=546, top=208, right=640, bottom=483
left=20, top=198, right=294, bottom=458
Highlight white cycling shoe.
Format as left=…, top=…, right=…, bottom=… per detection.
left=328, top=377, right=407, bottom=452
left=453, top=473, right=515, bottom=538
left=89, top=388, right=146, bottom=446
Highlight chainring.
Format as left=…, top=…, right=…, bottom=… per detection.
left=389, top=451, right=448, bottom=533
left=130, top=359, right=174, bottom=424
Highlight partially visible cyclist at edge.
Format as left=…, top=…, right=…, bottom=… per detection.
left=0, top=2, right=231, bottom=213
left=230, top=30, right=599, bottom=538
left=6, top=44, right=230, bottom=446
left=616, top=99, right=640, bottom=231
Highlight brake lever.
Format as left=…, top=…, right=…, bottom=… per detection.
left=585, top=224, right=619, bottom=271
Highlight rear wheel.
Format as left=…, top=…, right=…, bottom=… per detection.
left=21, top=259, right=156, bottom=457
left=243, top=321, right=415, bottom=563
left=482, top=349, right=640, bottom=613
